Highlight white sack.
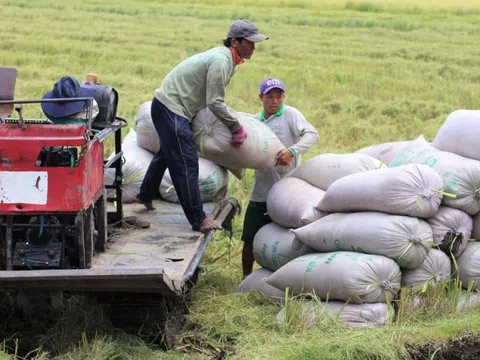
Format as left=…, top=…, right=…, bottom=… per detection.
left=457, top=242, right=480, bottom=290
left=237, top=268, right=285, bottom=302
left=277, top=301, right=390, bottom=328
left=288, top=153, right=386, bottom=191
left=317, top=163, right=444, bottom=218
left=266, top=177, right=327, bottom=229
left=457, top=290, right=480, bottom=312
left=120, top=128, right=155, bottom=168
left=432, top=110, right=480, bottom=161
left=105, top=129, right=154, bottom=203
left=105, top=129, right=228, bottom=204
left=191, top=107, right=285, bottom=170
left=355, top=140, right=414, bottom=165
left=135, top=101, right=159, bottom=154
left=104, top=159, right=146, bottom=203
left=160, top=157, right=228, bottom=203
left=389, top=135, right=480, bottom=215
left=401, top=249, right=451, bottom=291
left=426, top=206, right=472, bottom=258
left=266, top=252, right=401, bottom=303
left=253, top=223, right=313, bottom=271
left=293, top=212, right=432, bottom=269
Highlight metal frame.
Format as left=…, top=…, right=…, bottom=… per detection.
left=0, top=97, right=124, bottom=271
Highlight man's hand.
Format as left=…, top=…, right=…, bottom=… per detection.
left=276, top=149, right=293, bottom=166
left=231, top=126, right=248, bottom=148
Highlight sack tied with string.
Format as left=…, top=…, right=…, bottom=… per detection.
left=237, top=268, right=285, bottom=303
left=288, top=153, right=386, bottom=191
left=426, top=206, right=473, bottom=259
left=389, top=135, right=480, bottom=215
left=191, top=107, right=285, bottom=172
left=401, top=249, right=451, bottom=291
left=432, top=110, right=480, bottom=161
left=253, top=222, right=314, bottom=271
left=293, top=212, right=433, bottom=269
left=317, top=163, right=444, bottom=218
left=266, top=252, right=401, bottom=304
left=276, top=301, right=391, bottom=328
left=266, top=177, right=328, bottom=229
left=355, top=139, right=415, bottom=165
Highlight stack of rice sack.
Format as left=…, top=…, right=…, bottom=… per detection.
left=104, top=102, right=229, bottom=204
left=239, top=109, right=480, bottom=326
left=357, top=110, right=480, bottom=305
left=238, top=153, right=405, bottom=327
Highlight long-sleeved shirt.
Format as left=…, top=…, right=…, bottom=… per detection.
left=154, top=46, right=241, bottom=132
left=250, top=104, right=319, bottom=202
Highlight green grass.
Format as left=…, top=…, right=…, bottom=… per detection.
left=2, top=0, right=480, bottom=358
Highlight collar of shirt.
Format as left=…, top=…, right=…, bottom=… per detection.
left=259, top=104, right=285, bottom=121
left=229, top=47, right=244, bottom=65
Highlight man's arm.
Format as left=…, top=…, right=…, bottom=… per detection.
left=205, top=59, right=242, bottom=132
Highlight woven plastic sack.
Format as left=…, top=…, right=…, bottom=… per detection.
left=104, top=129, right=154, bottom=203
left=288, top=153, right=386, bottom=191
left=457, top=290, right=480, bottom=312
left=317, top=163, right=444, bottom=218
left=237, top=268, right=285, bottom=303
left=253, top=222, right=313, bottom=271
left=266, top=177, right=327, bottom=229
left=432, top=110, right=480, bottom=161
left=389, top=135, right=480, bottom=215
left=105, top=159, right=145, bottom=203
left=457, top=242, right=480, bottom=290
left=160, top=157, right=228, bottom=203
left=276, top=301, right=390, bottom=328
left=355, top=140, right=414, bottom=165
left=426, top=206, right=472, bottom=258
left=105, top=129, right=227, bottom=203
left=266, top=252, right=401, bottom=303
left=401, top=249, right=451, bottom=291
left=293, top=212, right=432, bottom=269
left=191, top=107, right=285, bottom=170
left=135, top=101, right=159, bottom=154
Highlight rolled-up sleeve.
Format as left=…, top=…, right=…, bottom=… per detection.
left=289, top=110, right=320, bottom=155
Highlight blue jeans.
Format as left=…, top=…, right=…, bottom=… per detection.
left=137, top=97, right=207, bottom=230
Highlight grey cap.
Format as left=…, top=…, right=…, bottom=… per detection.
left=227, top=19, right=269, bottom=43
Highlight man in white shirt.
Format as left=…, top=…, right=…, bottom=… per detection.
left=241, top=77, right=320, bottom=277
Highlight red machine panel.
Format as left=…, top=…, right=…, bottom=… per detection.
left=0, top=123, right=104, bottom=214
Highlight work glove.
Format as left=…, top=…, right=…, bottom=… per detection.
left=276, top=148, right=294, bottom=166
left=231, top=126, right=248, bottom=148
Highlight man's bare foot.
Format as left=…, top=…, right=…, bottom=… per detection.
left=197, top=217, right=222, bottom=233
left=133, top=195, right=155, bottom=211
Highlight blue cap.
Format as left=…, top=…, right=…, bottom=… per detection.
left=260, top=78, right=285, bottom=94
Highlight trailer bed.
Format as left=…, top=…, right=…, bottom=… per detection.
left=0, top=198, right=237, bottom=295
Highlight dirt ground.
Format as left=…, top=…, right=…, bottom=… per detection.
left=408, top=331, right=480, bottom=360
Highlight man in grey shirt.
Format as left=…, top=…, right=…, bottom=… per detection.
left=134, top=19, right=268, bottom=233
left=241, top=78, right=319, bottom=277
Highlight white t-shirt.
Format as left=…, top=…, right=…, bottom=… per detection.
left=250, top=104, right=319, bottom=202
